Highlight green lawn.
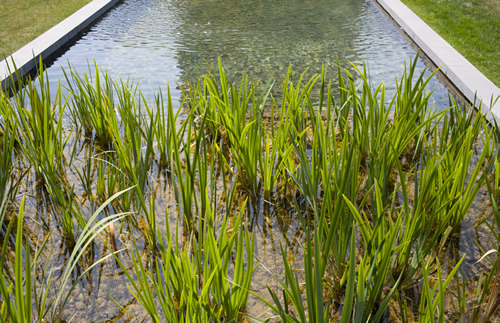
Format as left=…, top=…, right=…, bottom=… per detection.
left=0, top=0, right=92, bottom=60
left=402, top=0, right=500, bottom=86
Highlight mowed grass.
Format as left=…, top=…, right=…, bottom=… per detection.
left=0, top=0, right=92, bottom=60
left=402, top=0, right=500, bottom=86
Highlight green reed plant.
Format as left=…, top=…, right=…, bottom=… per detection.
left=195, top=120, right=221, bottom=225
left=262, top=244, right=310, bottom=323
left=487, top=116, right=500, bottom=193
left=427, top=106, right=492, bottom=230
left=41, top=173, right=84, bottom=244
left=287, top=68, right=359, bottom=294
left=64, top=63, right=119, bottom=144
left=343, top=185, right=405, bottom=322
left=169, top=85, right=230, bottom=233
left=5, top=60, right=69, bottom=181
left=264, top=111, right=365, bottom=322
left=0, top=88, right=18, bottom=147
left=342, top=64, right=391, bottom=162
left=495, top=158, right=500, bottom=193
left=419, top=257, right=464, bottom=322
left=181, top=70, right=220, bottom=136
left=260, top=130, right=294, bottom=197
left=196, top=60, right=241, bottom=134
left=170, top=108, right=200, bottom=230
left=388, top=147, right=464, bottom=290
left=0, top=196, right=54, bottom=323
left=198, top=202, right=256, bottom=321
left=466, top=251, right=500, bottom=322
left=335, top=57, right=483, bottom=293
left=116, top=201, right=255, bottom=322
left=229, top=115, right=262, bottom=192
left=390, top=157, right=438, bottom=278
left=287, top=68, right=328, bottom=202
left=153, top=87, right=183, bottom=169
left=73, top=146, right=123, bottom=206
left=114, top=78, right=149, bottom=162
left=318, top=126, right=361, bottom=298
left=0, top=188, right=132, bottom=322
left=478, top=138, right=500, bottom=321
left=96, top=158, right=106, bottom=198
left=51, top=187, right=132, bottom=320
left=347, top=59, right=443, bottom=205
left=282, top=66, right=318, bottom=137
left=1, top=62, right=25, bottom=135
left=110, top=90, right=152, bottom=192
left=104, top=160, right=134, bottom=213
left=109, top=99, right=158, bottom=246
left=270, top=68, right=356, bottom=322
left=0, top=198, right=38, bottom=322
left=274, top=217, right=344, bottom=323
left=73, top=142, right=95, bottom=201
left=0, top=124, right=16, bottom=201
left=262, top=56, right=497, bottom=322
left=208, top=63, right=264, bottom=192
left=261, top=96, right=299, bottom=196
left=277, top=67, right=332, bottom=205
left=264, top=184, right=400, bottom=323
left=184, top=61, right=302, bottom=195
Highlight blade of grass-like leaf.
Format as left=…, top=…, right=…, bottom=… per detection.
left=53, top=187, right=134, bottom=316
left=340, top=225, right=356, bottom=323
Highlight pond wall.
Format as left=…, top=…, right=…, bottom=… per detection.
left=0, top=0, right=120, bottom=90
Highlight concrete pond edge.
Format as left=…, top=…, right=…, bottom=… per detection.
left=0, top=0, right=120, bottom=90
left=377, top=0, right=500, bottom=123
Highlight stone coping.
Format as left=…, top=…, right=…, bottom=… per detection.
left=377, top=0, right=500, bottom=123
left=0, top=0, right=120, bottom=90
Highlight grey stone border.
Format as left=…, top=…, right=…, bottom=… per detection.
left=377, top=0, right=500, bottom=123
left=0, top=0, right=120, bottom=90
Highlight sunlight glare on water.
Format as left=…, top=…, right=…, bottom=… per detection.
left=45, top=0, right=452, bottom=108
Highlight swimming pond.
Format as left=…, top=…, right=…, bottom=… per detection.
left=2, top=0, right=497, bottom=321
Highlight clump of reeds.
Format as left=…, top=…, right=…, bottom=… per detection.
left=0, top=190, right=131, bottom=322
left=0, top=56, right=498, bottom=322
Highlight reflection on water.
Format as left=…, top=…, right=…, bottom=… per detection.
left=45, top=0, right=450, bottom=107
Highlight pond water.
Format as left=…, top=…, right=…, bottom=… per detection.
left=11, top=0, right=495, bottom=321
left=45, top=0, right=452, bottom=107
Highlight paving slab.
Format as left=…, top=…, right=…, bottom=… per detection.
left=377, top=0, right=500, bottom=123
left=0, top=0, right=120, bottom=90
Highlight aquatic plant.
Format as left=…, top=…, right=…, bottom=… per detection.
left=0, top=124, right=16, bottom=201
left=64, top=63, right=119, bottom=144
left=169, top=108, right=201, bottom=231
left=418, top=257, right=465, bottom=322
left=1, top=60, right=69, bottom=183
left=153, top=87, right=183, bottom=169
left=0, top=56, right=497, bottom=321
left=0, top=188, right=131, bottom=322
left=258, top=58, right=499, bottom=322
left=115, top=201, right=255, bottom=322
left=0, top=198, right=39, bottom=322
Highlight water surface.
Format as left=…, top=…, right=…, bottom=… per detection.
left=45, top=0, right=451, bottom=107
left=19, top=1, right=490, bottom=321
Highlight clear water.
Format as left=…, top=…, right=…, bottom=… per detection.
left=45, top=0, right=452, bottom=108
left=26, top=1, right=489, bottom=321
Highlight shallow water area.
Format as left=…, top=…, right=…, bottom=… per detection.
left=2, top=0, right=498, bottom=322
